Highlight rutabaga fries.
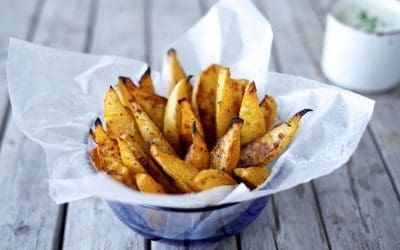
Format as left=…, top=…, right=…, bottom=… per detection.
left=151, top=144, right=199, bottom=193
left=119, top=76, right=167, bottom=130
left=260, top=95, right=277, bottom=129
left=167, top=48, right=187, bottom=93
left=234, top=166, right=270, bottom=189
left=163, top=77, right=191, bottom=153
left=239, top=109, right=313, bottom=167
left=103, top=87, right=139, bottom=139
left=215, top=68, right=243, bottom=138
left=89, top=147, right=102, bottom=171
left=136, top=173, right=165, bottom=193
left=138, top=67, right=155, bottom=93
left=131, top=101, right=176, bottom=155
left=194, top=169, right=236, bottom=191
left=192, top=64, right=223, bottom=145
left=185, top=123, right=209, bottom=170
left=210, top=117, right=243, bottom=175
left=117, top=138, right=146, bottom=175
left=179, top=98, right=204, bottom=148
left=119, top=134, right=149, bottom=166
left=239, top=82, right=266, bottom=145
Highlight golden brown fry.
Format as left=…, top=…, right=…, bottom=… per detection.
left=146, top=158, right=180, bottom=193
left=117, top=138, right=146, bottom=175
left=215, top=68, right=243, bottom=138
left=239, top=82, right=266, bottom=145
left=131, top=101, right=176, bottom=155
left=179, top=98, right=204, bottom=148
left=119, top=76, right=167, bottom=130
left=259, top=95, right=277, bottom=129
left=150, top=144, right=199, bottom=193
left=138, top=67, right=155, bottom=93
left=239, top=109, right=312, bottom=166
left=163, top=77, right=191, bottom=153
left=194, top=169, right=236, bottom=191
left=103, top=86, right=139, bottom=139
left=136, top=173, right=166, bottom=193
left=120, top=134, right=149, bottom=166
left=184, top=123, right=209, bottom=170
left=192, top=64, right=223, bottom=145
left=232, top=78, right=249, bottom=87
left=234, top=166, right=270, bottom=189
left=167, top=48, right=187, bottom=93
left=89, top=147, right=102, bottom=171
left=210, top=117, right=243, bottom=175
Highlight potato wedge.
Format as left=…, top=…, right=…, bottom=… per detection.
left=150, top=144, right=199, bottom=193
left=119, top=76, right=167, bottom=130
left=136, top=173, right=165, bottom=193
left=239, top=109, right=312, bottom=166
left=234, top=166, right=270, bottom=189
left=232, top=78, right=249, bottom=88
left=259, top=95, right=277, bottom=129
left=167, top=48, right=187, bottom=93
left=89, top=147, right=102, bottom=171
left=210, top=117, right=243, bottom=175
left=117, top=138, right=146, bottom=175
left=194, top=169, right=236, bottom=191
left=179, top=98, right=204, bottom=148
left=239, top=82, right=266, bottom=145
left=184, top=123, right=209, bottom=170
left=103, top=86, right=139, bottom=139
left=192, top=64, right=223, bottom=145
left=163, top=77, right=191, bottom=153
left=216, top=68, right=243, bottom=138
left=138, top=67, right=155, bottom=93
left=131, top=101, right=176, bottom=155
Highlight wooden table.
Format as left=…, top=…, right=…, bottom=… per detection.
left=1, top=0, right=399, bottom=249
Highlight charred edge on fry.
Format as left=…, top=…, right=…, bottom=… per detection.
left=191, top=122, right=198, bottom=134
left=167, top=48, right=176, bottom=56
left=144, top=66, right=151, bottom=75
left=95, top=118, right=102, bottom=127
left=178, top=97, right=188, bottom=105
left=297, top=108, right=313, bottom=117
left=227, top=117, right=244, bottom=130
left=118, top=76, right=136, bottom=87
left=187, top=75, right=193, bottom=82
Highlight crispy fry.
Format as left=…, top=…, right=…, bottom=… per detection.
left=239, top=109, right=312, bottom=166
left=239, top=82, right=266, bottom=145
left=163, top=77, right=191, bottom=153
left=179, top=98, right=204, bottom=148
left=210, top=117, right=243, bottom=175
left=136, top=173, right=165, bottom=193
left=185, top=123, right=209, bottom=170
left=151, top=144, right=199, bottom=193
left=117, top=138, right=146, bottom=175
left=138, top=67, right=155, bottom=93
left=215, top=68, right=243, bottom=138
left=259, top=95, right=277, bottom=129
left=234, top=166, right=270, bottom=189
left=89, top=147, right=102, bottom=171
left=192, top=64, right=223, bottom=145
left=194, top=169, right=236, bottom=190
left=167, top=48, right=187, bottom=93
left=119, top=76, right=167, bottom=130
left=131, top=101, right=176, bottom=155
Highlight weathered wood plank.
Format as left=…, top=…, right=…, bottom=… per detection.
left=0, top=0, right=41, bottom=140
left=148, top=1, right=237, bottom=249
left=62, top=0, right=148, bottom=249
left=148, top=0, right=202, bottom=70
left=265, top=0, right=400, bottom=249
left=0, top=0, right=94, bottom=249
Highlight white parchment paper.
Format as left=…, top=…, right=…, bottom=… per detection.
left=7, top=0, right=374, bottom=208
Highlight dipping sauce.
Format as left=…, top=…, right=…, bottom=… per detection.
left=333, top=0, right=400, bottom=33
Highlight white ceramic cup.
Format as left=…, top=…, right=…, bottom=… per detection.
left=321, top=0, right=400, bottom=92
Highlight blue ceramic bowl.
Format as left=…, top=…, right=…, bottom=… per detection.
left=108, top=196, right=269, bottom=245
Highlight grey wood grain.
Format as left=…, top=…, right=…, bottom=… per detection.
left=0, top=0, right=94, bottom=249
left=264, top=0, right=400, bottom=249
left=62, top=0, right=148, bottom=249
left=0, top=0, right=41, bottom=138
left=148, top=0, right=202, bottom=70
